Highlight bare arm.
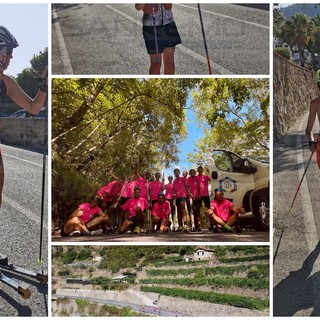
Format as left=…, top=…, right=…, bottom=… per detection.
left=3, top=71, right=47, bottom=115
left=306, top=97, right=320, bottom=140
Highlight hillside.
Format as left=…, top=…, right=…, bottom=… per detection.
left=52, top=246, right=269, bottom=317
left=280, top=4, right=320, bottom=19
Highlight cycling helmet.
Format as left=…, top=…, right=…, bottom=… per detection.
left=0, top=26, right=19, bottom=55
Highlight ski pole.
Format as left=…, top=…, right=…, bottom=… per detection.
left=197, top=4, right=212, bottom=75
left=288, top=151, right=314, bottom=213
left=151, top=4, right=160, bottom=69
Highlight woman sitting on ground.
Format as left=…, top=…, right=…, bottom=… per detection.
left=61, top=195, right=108, bottom=236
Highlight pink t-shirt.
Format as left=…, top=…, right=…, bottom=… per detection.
left=187, top=177, right=199, bottom=198
left=79, top=203, right=101, bottom=224
left=173, top=177, right=188, bottom=198
left=122, top=180, right=136, bottom=198
left=149, top=181, right=163, bottom=201
left=121, top=197, right=149, bottom=218
left=136, top=175, right=149, bottom=200
left=152, top=201, right=171, bottom=220
left=196, top=174, right=210, bottom=196
left=97, top=180, right=122, bottom=201
left=210, top=199, right=234, bottom=222
left=164, top=183, right=174, bottom=199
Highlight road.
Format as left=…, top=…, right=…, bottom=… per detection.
left=52, top=3, right=269, bottom=75
left=52, top=229, right=268, bottom=243
left=273, top=111, right=320, bottom=316
left=0, top=145, right=48, bottom=317
left=53, top=293, right=192, bottom=317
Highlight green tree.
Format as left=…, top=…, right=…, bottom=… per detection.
left=278, top=13, right=315, bottom=59
left=15, top=48, right=48, bottom=98
left=188, top=78, right=269, bottom=165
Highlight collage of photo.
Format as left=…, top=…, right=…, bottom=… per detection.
left=0, top=1, right=319, bottom=318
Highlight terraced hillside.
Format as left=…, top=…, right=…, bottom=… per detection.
left=52, top=246, right=270, bottom=317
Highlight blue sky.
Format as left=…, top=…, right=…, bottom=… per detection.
left=1, top=4, right=48, bottom=77
left=162, top=95, right=208, bottom=179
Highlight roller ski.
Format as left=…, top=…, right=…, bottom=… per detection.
left=0, top=253, right=48, bottom=286
left=0, top=271, right=31, bottom=299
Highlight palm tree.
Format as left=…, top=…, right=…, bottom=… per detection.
left=279, top=13, right=316, bottom=60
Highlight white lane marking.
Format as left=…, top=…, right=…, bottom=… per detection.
left=2, top=194, right=48, bottom=229
left=176, top=3, right=269, bottom=30
left=105, top=4, right=233, bottom=75
left=2, top=153, right=43, bottom=167
left=52, top=5, right=74, bottom=74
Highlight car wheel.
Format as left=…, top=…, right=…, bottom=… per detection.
left=254, top=197, right=269, bottom=231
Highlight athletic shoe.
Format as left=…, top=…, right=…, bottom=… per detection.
left=196, top=227, right=202, bottom=232
left=212, top=226, right=219, bottom=233
left=91, top=229, right=103, bottom=236
left=69, top=230, right=81, bottom=236
left=176, top=226, right=183, bottom=232
left=133, top=226, right=141, bottom=234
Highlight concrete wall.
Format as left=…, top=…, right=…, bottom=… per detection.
left=0, top=118, right=47, bottom=151
left=273, top=52, right=319, bottom=141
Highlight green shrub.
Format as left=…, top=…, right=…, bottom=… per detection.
left=140, top=286, right=269, bottom=310
left=274, top=47, right=290, bottom=60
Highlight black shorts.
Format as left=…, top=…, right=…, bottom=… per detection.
left=128, top=216, right=145, bottom=226
left=143, top=21, right=181, bottom=55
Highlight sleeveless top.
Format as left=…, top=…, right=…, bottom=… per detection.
left=0, top=79, right=6, bottom=106
left=142, top=4, right=174, bottom=27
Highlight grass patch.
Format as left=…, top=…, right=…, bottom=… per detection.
left=140, top=286, right=269, bottom=311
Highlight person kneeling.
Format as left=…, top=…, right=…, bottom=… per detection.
left=61, top=195, right=108, bottom=236
left=152, top=193, right=171, bottom=232
left=205, top=188, right=244, bottom=233
left=118, top=186, right=149, bottom=234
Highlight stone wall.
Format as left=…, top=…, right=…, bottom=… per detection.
left=273, top=52, right=319, bottom=141
left=0, top=118, right=47, bottom=151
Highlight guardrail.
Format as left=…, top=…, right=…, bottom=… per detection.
left=0, top=118, right=47, bottom=151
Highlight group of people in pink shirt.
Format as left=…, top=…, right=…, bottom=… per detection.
left=61, top=165, right=244, bottom=236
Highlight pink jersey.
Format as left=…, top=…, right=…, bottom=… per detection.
left=164, top=183, right=174, bottom=199
left=173, top=177, right=188, bottom=198
left=149, top=181, right=163, bottom=201
left=97, top=180, right=122, bottom=201
left=210, top=199, right=234, bottom=222
left=196, top=174, right=210, bottom=196
left=79, top=203, right=101, bottom=224
left=152, top=201, right=171, bottom=220
left=121, top=197, right=149, bottom=218
left=122, top=180, right=136, bottom=198
left=136, top=175, right=149, bottom=200
left=187, top=177, right=199, bottom=198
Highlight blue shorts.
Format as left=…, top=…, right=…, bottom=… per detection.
left=143, top=21, right=181, bottom=54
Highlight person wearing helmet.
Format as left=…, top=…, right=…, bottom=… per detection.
left=305, top=69, right=320, bottom=170
left=0, top=26, right=48, bottom=207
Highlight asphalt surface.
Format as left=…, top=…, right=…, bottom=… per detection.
left=52, top=3, right=269, bottom=75
left=273, top=111, right=320, bottom=316
left=0, top=145, right=48, bottom=317
left=52, top=229, right=269, bottom=243
left=53, top=294, right=192, bottom=317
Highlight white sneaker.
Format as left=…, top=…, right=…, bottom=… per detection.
left=69, top=230, right=81, bottom=236
left=90, top=229, right=103, bottom=236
